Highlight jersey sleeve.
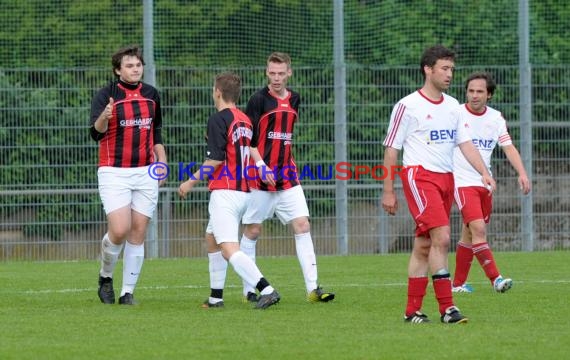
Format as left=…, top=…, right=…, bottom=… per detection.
left=206, top=113, right=227, bottom=161
left=497, top=113, right=512, bottom=147
left=151, top=88, right=164, bottom=145
left=245, top=93, right=263, bottom=147
left=89, top=87, right=110, bottom=141
left=382, top=102, right=409, bottom=149
left=453, top=107, right=472, bottom=145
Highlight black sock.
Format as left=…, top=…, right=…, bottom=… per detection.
left=256, top=277, right=270, bottom=293
left=210, top=288, right=223, bottom=299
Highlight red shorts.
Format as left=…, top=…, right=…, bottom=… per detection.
left=454, top=186, right=493, bottom=224
left=399, top=166, right=454, bottom=238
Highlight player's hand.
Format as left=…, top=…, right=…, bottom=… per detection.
left=258, top=165, right=276, bottom=186
left=381, top=191, right=398, bottom=215
left=518, top=175, right=531, bottom=195
left=104, top=97, right=114, bottom=120
left=178, top=181, right=194, bottom=199
left=481, top=174, right=496, bottom=193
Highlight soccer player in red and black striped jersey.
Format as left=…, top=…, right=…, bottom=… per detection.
left=178, top=72, right=280, bottom=310
left=90, top=45, right=167, bottom=306
left=239, top=52, right=335, bottom=303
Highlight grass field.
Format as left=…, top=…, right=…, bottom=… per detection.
left=1, top=251, right=569, bottom=359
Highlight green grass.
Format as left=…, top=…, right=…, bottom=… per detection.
left=1, top=252, right=569, bottom=359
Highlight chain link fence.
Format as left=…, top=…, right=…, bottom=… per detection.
left=1, top=1, right=569, bottom=260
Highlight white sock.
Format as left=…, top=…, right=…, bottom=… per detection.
left=99, top=233, right=123, bottom=278
left=121, top=242, right=144, bottom=296
left=228, top=251, right=267, bottom=292
left=295, top=232, right=318, bottom=293
left=240, top=235, right=257, bottom=295
left=208, top=251, right=227, bottom=290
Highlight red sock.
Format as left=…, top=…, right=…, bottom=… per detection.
left=453, top=242, right=473, bottom=287
left=432, top=273, right=454, bottom=315
left=405, top=277, right=428, bottom=316
left=473, top=242, right=500, bottom=283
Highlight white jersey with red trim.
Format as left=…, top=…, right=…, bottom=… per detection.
left=453, top=104, right=512, bottom=187
left=383, top=90, right=470, bottom=173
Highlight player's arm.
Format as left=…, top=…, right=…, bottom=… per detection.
left=178, top=159, right=222, bottom=199
left=250, top=146, right=275, bottom=186
left=458, top=141, right=496, bottom=191
left=91, top=97, right=114, bottom=139
left=502, top=144, right=531, bottom=194
left=381, top=147, right=399, bottom=215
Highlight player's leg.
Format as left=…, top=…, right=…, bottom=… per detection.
left=278, top=186, right=334, bottom=302
left=412, top=170, right=466, bottom=323
left=240, top=223, right=261, bottom=302
left=470, top=220, right=511, bottom=292
left=399, top=167, right=433, bottom=322
left=453, top=186, right=485, bottom=292
left=203, top=224, right=226, bottom=308
left=404, top=235, right=431, bottom=323
left=98, top=206, right=130, bottom=304
left=212, top=190, right=280, bottom=309
left=452, top=224, right=474, bottom=292
left=119, top=209, right=149, bottom=305
left=118, top=170, right=158, bottom=305
left=96, top=167, right=132, bottom=304
left=240, top=190, right=273, bottom=301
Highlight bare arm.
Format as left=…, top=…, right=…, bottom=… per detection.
left=458, top=141, right=496, bottom=191
left=93, top=98, right=114, bottom=133
left=178, top=159, right=222, bottom=199
left=153, top=143, right=168, bottom=187
left=381, top=147, right=399, bottom=215
left=502, top=144, right=531, bottom=194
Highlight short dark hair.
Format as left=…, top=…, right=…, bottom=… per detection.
left=465, top=71, right=497, bottom=96
left=215, top=72, right=241, bottom=103
left=111, top=45, right=145, bottom=78
left=420, top=45, right=455, bottom=78
left=267, top=52, right=292, bottom=68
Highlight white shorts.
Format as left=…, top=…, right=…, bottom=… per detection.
left=209, top=190, right=249, bottom=244
left=97, top=166, right=158, bottom=218
left=205, top=220, right=213, bottom=235
left=242, top=186, right=310, bottom=225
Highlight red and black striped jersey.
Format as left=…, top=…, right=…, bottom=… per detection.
left=246, top=87, right=300, bottom=191
left=206, top=108, right=253, bottom=192
left=90, top=80, right=163, bottom=168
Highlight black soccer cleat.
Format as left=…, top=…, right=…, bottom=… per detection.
left=441, top=306, right=468, bottom=324
left=201, top=299, right=225, bottom=309
left=307, top=286, right=335, bottom=303
left=255, top=291, right=281, bottom=309
left=98, top=276, right=115, bottom=304
left=404, top=311, right=431, bottom=324
left=118, top=292, right=136, bottom=305
left=243, top=291, right=259, bottom=303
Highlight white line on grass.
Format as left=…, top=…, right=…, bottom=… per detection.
left=14, top=279, right=570, bottom=295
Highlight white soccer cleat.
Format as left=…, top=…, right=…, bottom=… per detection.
left=452, top=284, right=474, bottom=293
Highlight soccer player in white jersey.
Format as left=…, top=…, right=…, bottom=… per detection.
left=381, top=45, right=496, bottom=324
left=451, top=72, right=531, bottom=294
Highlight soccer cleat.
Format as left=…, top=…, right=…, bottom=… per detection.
left=118, top=293, right=136, bottom=305
left=493, top=276, right=513, bottom=293
left=201, top=299, right=224, bottom=309
left=255, top=291, right=281, bottom=309
left=404, top=311, right=431, bottom=324
left=242, top=291, right=259, bottom=303
left=441, top=306, right=468, bottom=324
left=452, top=284, right=474, bottom=293
left=98, top=276, right=115, bottom=304
left=307, top=286, right=335, bottom=303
